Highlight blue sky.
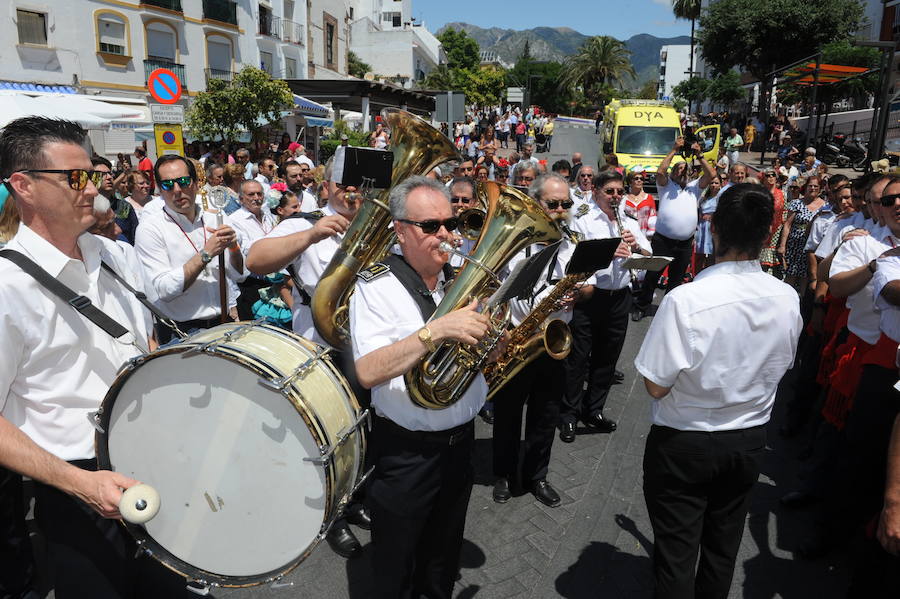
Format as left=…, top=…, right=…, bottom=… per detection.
left=418, top=0, right=692, bottom=40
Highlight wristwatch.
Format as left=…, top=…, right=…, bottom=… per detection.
left=417, top=326, right=437, bottom=352
left=868, top=259, right=877, bottom=274
left=200, top=250, right=213, bottom=265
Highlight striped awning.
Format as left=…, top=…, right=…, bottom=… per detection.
left=293, top=94, right=329, bottom=116
left=304, top=116, right=333, bottom=127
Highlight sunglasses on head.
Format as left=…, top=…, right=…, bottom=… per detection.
left=399, top=217, right=459, bottom=234
left=17, top=168, right=106, bottom=191
left=158, top=175, right=193, bottom=191
left=544, top=199, right=574, bottom=210
left=880, top=193, right=900, bottom=207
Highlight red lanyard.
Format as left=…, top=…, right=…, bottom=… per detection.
left=164, top=208, right=207, bottom=255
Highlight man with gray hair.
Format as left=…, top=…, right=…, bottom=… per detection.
left=513, top=163, right=539, bottom=188
left=351, top=175, right=492, bottom=598
left=492, top=172, right=577, bottom=508
left=230, top=179, right=277, bottom=319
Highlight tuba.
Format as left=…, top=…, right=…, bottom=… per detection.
left=311, top=108, right=460, bottom=348
left=405, top=181, right=562, bottom=410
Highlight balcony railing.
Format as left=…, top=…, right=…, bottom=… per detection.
left=144, top=58, right=187, bottom=89
left=205, top=67, right=235, bottom=84
left=259, top=13, right=281, bottom=38
left=281, top=19, right=304, bottom=45
left=141, top=0, right=182, bottom=11
left=202, top=0, right=237, bottom=25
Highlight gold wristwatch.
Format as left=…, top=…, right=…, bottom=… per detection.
left=417, top=326, right=437, bottom=352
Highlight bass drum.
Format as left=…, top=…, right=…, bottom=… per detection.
left=95, top=322, right=366, bottom=588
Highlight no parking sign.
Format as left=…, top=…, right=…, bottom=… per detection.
left=154, top=124, right=184, bottom=156
left=147, top=68, right=182, bottom=105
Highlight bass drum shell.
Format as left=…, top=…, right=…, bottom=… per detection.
left=95, top=323, right=364, bottom=588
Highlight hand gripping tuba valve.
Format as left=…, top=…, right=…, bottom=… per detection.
left=404, top=181, right=562, bottom=410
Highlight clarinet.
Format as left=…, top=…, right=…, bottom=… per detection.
left=612, top=199, right=638, bottom=286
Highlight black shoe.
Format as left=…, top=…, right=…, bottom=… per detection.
left=345, top=503, right=372, bottom=530
left=493, top=477, right=512, bottom=503
left=587, top=413, right=617, bottom=433
left=631, top=306, right=646, bottom=322
left=780, top=491, right=819, bottom=509
left=559, top=422, right=576, bottom=443
left=532, top=479, right=561, bottom=507
left=479, top=406, right=494, bottom=425
left=326, top=522, right=361, bottom=558
left=613, top=369, right=624, bottom=384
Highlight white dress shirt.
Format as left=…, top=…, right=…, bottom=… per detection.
left=635, top=260, right=802, bottom=431
left=873, top=255, right=900, bottom=343
left=350, top=266, right=486, bottom=431
left=570, top=202, right=650, bottom=290
left=229, top=206, right=278, bottom=259
left=507, top=239, right=576, bottom=327
left=655, top=178, right=703, bottom=241
left=814, top=211, right=865, bottom=259
left=0, top=225, right=150, bottom=460
left=301, top=189, right=319, bottom=212
left=830, top=234, right=894, bottom=344
left=804, top=207, right=836, bottom=252
left=135, top=205, right=246, bottom=322
left=263, top=204, right=342, bottom=345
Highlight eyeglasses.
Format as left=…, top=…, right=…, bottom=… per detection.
left=880, top=193, right=900, bottom=207
left=544, top=199, right=574, bottom=209
left=17, top=168, right=105, bottom=191
left=450, top=196, right=472, bottom=204
left=602, top=188, right=626, bottom=196
left=398, top=217, right=459, bottom=234
left=158, top=175, right=193, bottom=191
left=765, top=173, right=776, bottom=177
left=579, top=173, right=593, bottom=178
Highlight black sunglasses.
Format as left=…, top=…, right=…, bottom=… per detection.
left=159, top=175, right=193, bottom=191
left=545, top=199, right=574, bottom=209
left=880, top=193, right=900, bottom=207
left=450, top=196, right=471, bottom=204
left=602, top=188, right=626, bottom=196
left=18, top=168, right=105, bottom=191
left=398, top=217, right=459, bottom=234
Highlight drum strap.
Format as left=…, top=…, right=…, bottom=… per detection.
left=98, top=262, right=185, bottom=337
left=0, top=249, right=130, bottom=339
left=381, top=254, right=454, bottom=322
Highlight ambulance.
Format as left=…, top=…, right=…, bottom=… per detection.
left=600, top=99, right=721, bottom=189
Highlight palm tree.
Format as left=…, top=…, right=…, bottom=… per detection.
left=558, top=36, right=636, bottom=104
left=672, top=0, right=701, bottom=78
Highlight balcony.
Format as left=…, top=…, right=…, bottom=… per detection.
left=203, top=0, right=237, bottom=25
left=205, top=67, right=235, bottom=84
left=144, top=58, right=187, bottom=89
left=259, top=13, right=281, bottom=38
left=281, top=19, right=304, bottom=45
left=141, top=0, right=182, bottom=11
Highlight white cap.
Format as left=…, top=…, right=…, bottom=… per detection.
left=296, top=155, right=314, bottom=168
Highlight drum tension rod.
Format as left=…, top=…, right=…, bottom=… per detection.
left=185, top=581, right=211, bottom=596
left=260, top=346, right=332, bottom=393
left=87, top=410, right=105, bottom=434
left=303, top=409, right=370, bottom=465
left=184, top=319, right=264, bottom=356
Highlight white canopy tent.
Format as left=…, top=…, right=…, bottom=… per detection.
left=31, top=94, right=145, bottom=122
left=0, top=92, right=110, bottom=129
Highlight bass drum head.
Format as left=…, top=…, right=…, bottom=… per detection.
left=101, top=348, right=328, bottom=586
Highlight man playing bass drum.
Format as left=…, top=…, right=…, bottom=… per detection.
left=491, top=173, right=578, bottom=508
left=350, top=176, right=492, bottom=599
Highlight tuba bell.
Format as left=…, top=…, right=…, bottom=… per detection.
left=311, top=109, right=460, bottom=348
left=404, top=181, right=562, bottom=410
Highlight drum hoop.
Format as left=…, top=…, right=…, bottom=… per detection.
left=94, top=333, right=342, bottom=587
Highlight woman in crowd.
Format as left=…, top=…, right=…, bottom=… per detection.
left=474, top=164, right=490, bottom=183
left=0, top=187, right=20, bottom=246
left=778, top=175, right=829, bottom=292
left=124, top=171, right=153, bottom=218
left=759, top=168, right=788, bottom=278
left=370, top=122, right=389, bottom=150
left=694, top=175, right=722, bottom=273
left=623, top=171, right=656, bottom=239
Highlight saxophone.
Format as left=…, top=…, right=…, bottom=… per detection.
left=483, top=268, right=592, bottom=401
left=311, top=108, right=460, bottom=348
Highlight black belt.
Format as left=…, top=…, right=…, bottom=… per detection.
left=238, top=276, right=270, bottom=289
left=593, top=287, right=629, bottom=297
left=375, top=415, right=474, bottom=446
left=172, top=316, right=221, bottom=332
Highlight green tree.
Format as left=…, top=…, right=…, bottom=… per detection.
left=319, top=119, right=371, bottom=162
left=458, top=67, right=507, bottom=109
left=419, top=65, right=457, bottom=90
left=437, top=29, right=480, bottom=71
left=186, top=66, right=292, bottom=144
left=520, top=40, right=532, bottom=63
left=558, top=36, right=636, bottom=104
left=636, top=79, right=659, bottom=100
left=707, top=71, right=744, bottom=109
left=697, top=0, right=864, bottom=80
left=672, top=76, right=709, bottom=107
left=348, top=51, right=371, bottom=79
left=672, top=0, right=701, bottom=77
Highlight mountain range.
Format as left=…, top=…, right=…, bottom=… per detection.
left=436, top=22, right=690, bottom=86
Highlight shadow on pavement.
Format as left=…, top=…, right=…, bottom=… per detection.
left=554, top=540, right=652, bottom=598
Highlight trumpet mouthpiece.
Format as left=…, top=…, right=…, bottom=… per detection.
left=439, top=241, right=455, bottom=253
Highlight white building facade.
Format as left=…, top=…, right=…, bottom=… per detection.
left=657, top=44, right=691, bottom=102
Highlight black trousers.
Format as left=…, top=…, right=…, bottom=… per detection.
left=561, top=288, right=630, bottom=426
left=367, top=417, right=474, bottom=599
left=492, top=353, right=564, bottom=483
left=0, top=467, right=35, bottom=599
left=154, top=316, right=220, bottom=345
left=635, top=233, right=695, bottom=310
left=32, top=460, right=192, bottom=599
left=236, top=277, right=269, bottom=321
left=643, top=425, right=766, bottom=599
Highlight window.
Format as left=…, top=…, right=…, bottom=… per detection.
left=206, top=35, right=231, bottom=73
left=146, top=22, right=176, bottom=62
left=260, top=50, right=273, bottom=75
left=17, top=9, right=47, bottom=45
left=326, top=23, right=334, bottom=65
left=323, top=11, right=337, bottom=70
left=285, top=57, right=297, bottom=78
left=98, top=13, right=127, bottom=55
left=382, top=11, right=401, bottom=27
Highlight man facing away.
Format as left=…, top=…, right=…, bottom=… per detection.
left=636, top=183, right=802, bottom=598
